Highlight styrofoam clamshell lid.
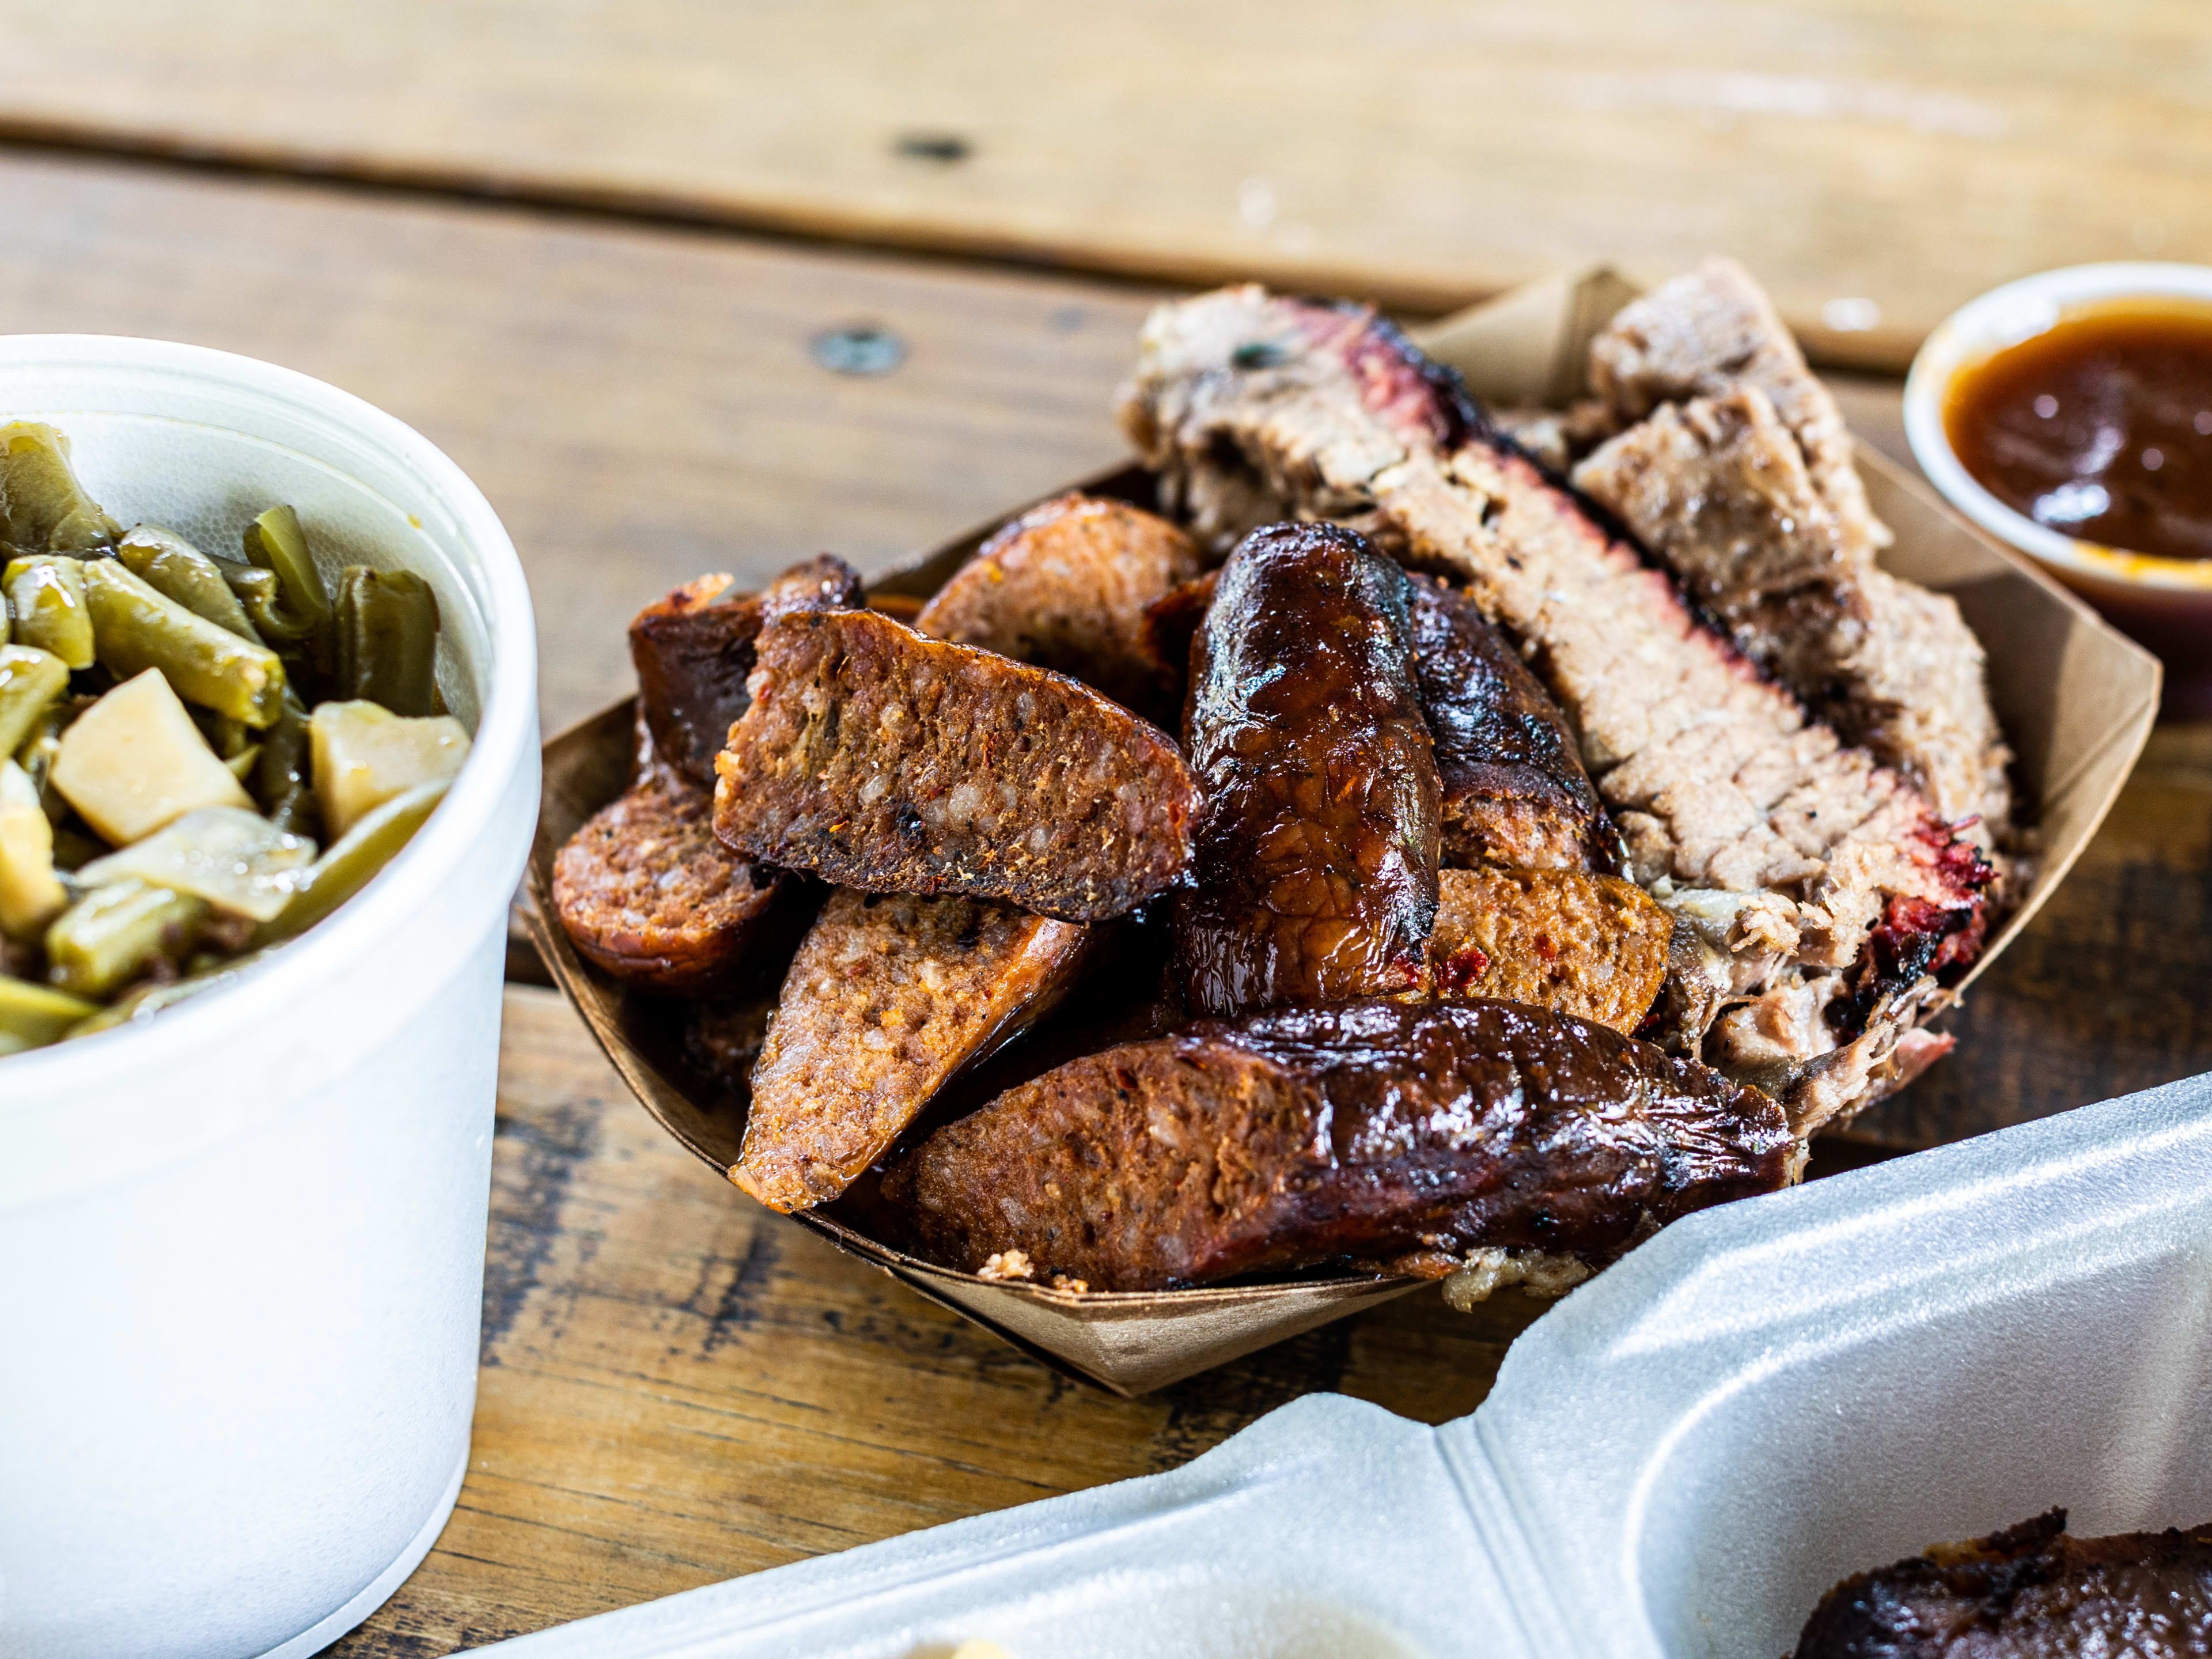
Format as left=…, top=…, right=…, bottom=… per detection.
left=475, top=1070, right=2212, bottom=1658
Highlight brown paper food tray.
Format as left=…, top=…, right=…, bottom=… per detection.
left=524, top=271, right=2161, bottom=1396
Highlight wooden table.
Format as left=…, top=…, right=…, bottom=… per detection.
left=5, top=1, right=2212, bottom=368
left=0, top=21, right=2206, bottom=1646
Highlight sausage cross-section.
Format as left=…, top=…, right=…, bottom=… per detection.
left=628, top=555, right=863, bottom=790
left=552, top=767, right=803, bottom=994
left=737, top=889, right=1092, bottom=1211
left=914, top=492, right=1204, bottom=717
left=1176, top=521, right=1440, bottom=1016
left=883, top=998, right=1796, bottom=1290
left=712, top=607, right=1196, bottom=922
left=1425, top=865, right=1672, bottom=1032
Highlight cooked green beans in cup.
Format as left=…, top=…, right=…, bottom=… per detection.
left=0, top=421, right=470, bottom=1056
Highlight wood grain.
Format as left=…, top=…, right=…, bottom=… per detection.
left=0, top=148, right=2203, bottom=1649
left=328, top=988, right=1544, bottom=1654
left=0, top=147, right=1158, bottom=733
left=4, top=2, right=2211, bottom=369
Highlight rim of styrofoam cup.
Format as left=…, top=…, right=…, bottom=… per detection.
left=0, top=334, right=536, bottom=1098
left=1903, top=262, right=2212, bottom=594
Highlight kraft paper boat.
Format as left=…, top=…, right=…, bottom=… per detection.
left=524, top=268, right=2161, bottom=1395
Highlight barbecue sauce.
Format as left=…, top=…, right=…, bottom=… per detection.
left=1945, top=304, right=2212, bottom=563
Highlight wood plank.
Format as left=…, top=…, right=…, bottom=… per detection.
left=5, top=2, right=2211, bottom=369
left=0, top=147, right=1158, bottom=734
left=330, top=987, right=1543, bottom=1653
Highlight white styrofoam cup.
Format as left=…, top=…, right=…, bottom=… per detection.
left=0, top=336, right=539, bottom=1658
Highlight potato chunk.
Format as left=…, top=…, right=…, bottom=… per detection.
left=52, top=669, right=254, bottom=846
left=0, top=759, right=67, bottom=940
left=77, top=806, right=315, bottom=922
left=309, top=699, right=470, bottom=838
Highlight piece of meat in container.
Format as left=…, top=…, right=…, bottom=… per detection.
left=712, top=608, right=1196, bottom=923
left=736, top=889, right=1091, bottom=1212
left=628, top=555, right=863, bottom=790
left=1175, top=521, right=1441, bottom=1016
left=884, top=997, right=1796, bottom=1291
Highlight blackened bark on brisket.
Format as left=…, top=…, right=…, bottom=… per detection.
left=1794, top=1508, right=2212, bottom=1659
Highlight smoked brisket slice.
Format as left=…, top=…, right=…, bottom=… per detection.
left=713, top=608, right=1195, bottom=922
left=1118, top=283, right=1991, bottom=1129
left=1407, top=573, right=1621, bottom=872
left=737, top=889, right=1090, bottom=1211
left=629, top=555, right=864, bottom=790
left=1573, top=383, right=2012, bottom=845
left=883, top=999, right=1796, bottom=1291
left=914, top=492, right=1204, bottom=718
left=1795, top=1509, right=2212, bottom=1659
left=1588, top=256, right=1888, bottom=556
left=1177, top=522, right=1440, bottom=1016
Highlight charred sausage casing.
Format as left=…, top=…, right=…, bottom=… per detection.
left=1176, top=521, right=1440, bottom=1016
left=1405, top=573, right=1621, bottom=873
left=883, top=998, right=1796, bottom=1291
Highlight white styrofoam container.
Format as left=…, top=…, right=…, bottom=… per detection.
left=477, top=1070, right=2212, bottom=1659
left=0, top=338, right=539, bottom=1659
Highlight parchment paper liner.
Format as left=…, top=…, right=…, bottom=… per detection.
left=523, top=270, right=2162, bottom=1395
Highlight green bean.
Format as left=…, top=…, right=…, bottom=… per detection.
left=222, top=561, right=324, bottom=701
left=0, top=423, right=121, bottom=556
left=118, top=525, right=262, bottom=642
left=3, top=555, right=95, bottom=669
left=0, top=644, right=69, bottom=758
left=0, top=972, right=99, bottom=1051
left=334, top=566, right=441, bottom=716
left=12, top=699, right=71, bottom=820
left=221, top=562, right=312, bottom=644
left=243, top=506, right=329, bottom=621
left=190, top=707, right=255, bottom=761
left=43, top=878, right=209, bottom=999
left=251, top=688, right=319, bottom=833
left=243, top=505, right=332, bottom=672
left=251, top=776, right=448, bottom=948
left=225, top=743, right=263, bottom=783
left=267, top=788, right=320, bottom=840
left=80, top=559, right=289, bottom=729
